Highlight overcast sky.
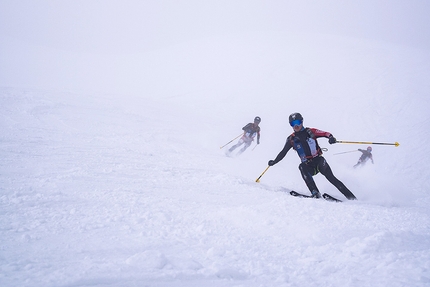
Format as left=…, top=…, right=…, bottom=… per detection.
left=1, top=0, right=429, bottom=95
left=1, top=0, right=430, bottom=54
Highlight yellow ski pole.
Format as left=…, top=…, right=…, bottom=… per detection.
left=220, top=133, right=243, bottom=149
left=255, top=166, right=270, bottom=183
left=336, top=140, right=400, bottom=147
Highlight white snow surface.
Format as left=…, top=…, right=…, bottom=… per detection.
left=1, top=33, right=430, bottom=287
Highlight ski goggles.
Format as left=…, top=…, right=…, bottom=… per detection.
left=290, top=119, right=302, bottom=127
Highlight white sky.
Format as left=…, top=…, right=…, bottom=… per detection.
left=1, top=0, right=430, bottom=53
left=1, top=0, right=429, bottom=94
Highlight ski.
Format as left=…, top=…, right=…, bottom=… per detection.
left=290, top=190, right=342, bottom=202
left=289, top=190, right=313, bottom=198
left=322, top=193, right=342, bottom=202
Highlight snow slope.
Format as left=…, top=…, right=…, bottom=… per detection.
left=1, top=33, right=430, bottom=287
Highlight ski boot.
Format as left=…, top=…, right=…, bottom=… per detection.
left=311, top=190, right=322, bottom=199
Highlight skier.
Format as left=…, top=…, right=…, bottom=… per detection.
left=268, top=112, right=357, bottom=200
left=353, top=146, right=374, bottom=168
left=227, top=116, right=261, bottom=155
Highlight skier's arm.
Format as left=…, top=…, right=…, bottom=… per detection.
left=242, top=123, right=252, bottom=131
left=311, top=128, right=332, bottom=138
left=268, top=138, right=292, bottom=166
left=311, top=128, right=336, bottom=144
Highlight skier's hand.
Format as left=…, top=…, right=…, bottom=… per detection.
left=328, top=135, right=336, bottom=144
left=257, top=140, right=260, bottom=144
left=268, top=160, right=275, bottom=166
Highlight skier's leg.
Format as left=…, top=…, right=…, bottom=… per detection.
left=354, top=158, right=363, bottom=168
left=298, top=163, right=321, bottom=198
left=238, top=141, right=252, bottom=154
left=318, top=157, right=357, bottom=200
left=229, top=138, right=244, bottom=152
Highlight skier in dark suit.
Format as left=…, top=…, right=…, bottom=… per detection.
left=354, top=146, right=374, bottom=168
left=268, top=112, right=356, bottom=200
left=227, top=116, right=261, bottom=155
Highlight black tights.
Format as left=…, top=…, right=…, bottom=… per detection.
left=298, top=156, right=357, bottom=200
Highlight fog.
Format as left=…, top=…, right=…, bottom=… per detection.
left=1, top=1, right=430, bottom=94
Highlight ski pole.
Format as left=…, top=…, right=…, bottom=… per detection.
left=255, top=166, right=270, bottom=183
left=252, top=143, right=259, bottom=151
left=336, top=140, right=400, bottom=147
left=220, top=133, right=243, bottom=149
left=333, top=150, right=359, bottom=155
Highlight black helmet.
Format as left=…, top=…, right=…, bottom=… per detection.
left=289, top=112, right=303, bottom=123
left=254, top=116, right=261, bottom=123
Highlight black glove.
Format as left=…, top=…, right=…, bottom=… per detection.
left=268, top=160, right=275, bottom=166
left=257, top=140, right=260, bottom=144
left=328, top=135, right=336, bottom=144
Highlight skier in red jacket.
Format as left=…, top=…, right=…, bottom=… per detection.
left=268, top=112, right=356, bottom=200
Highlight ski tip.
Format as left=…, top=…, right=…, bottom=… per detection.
left=322, top=193, right=342, bottom=202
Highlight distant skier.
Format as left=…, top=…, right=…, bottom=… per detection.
left=353, top=146, right=374, bottom=168
left=227, top=116, right=261, bottom=155
left=267, top=112, right=357, bottom=200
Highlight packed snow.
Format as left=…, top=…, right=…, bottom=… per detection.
left=1, top=2, right=430, bottom=287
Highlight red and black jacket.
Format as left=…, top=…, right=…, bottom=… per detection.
left=273, top=127, right=332, bottom=163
